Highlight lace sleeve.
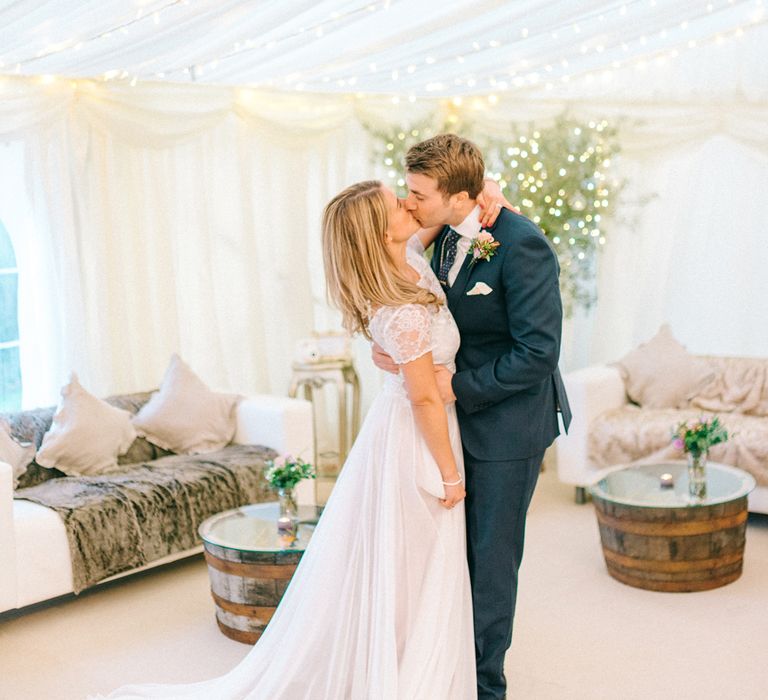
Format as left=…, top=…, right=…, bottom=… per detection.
left=370, top=304, right=433, bottom=365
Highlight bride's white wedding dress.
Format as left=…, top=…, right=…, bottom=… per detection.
left=95, top=239, right=475, bottom=700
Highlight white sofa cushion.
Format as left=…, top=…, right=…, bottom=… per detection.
left=615, top=324, right=714, bottom=409
left=36, top=375, right=137, bottom=476
left=132, top=354, right=240, bottom=454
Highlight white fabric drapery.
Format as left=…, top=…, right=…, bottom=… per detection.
left=0, top=79, right=376, bottom=407
left=1, top=13, right=767, bottom=408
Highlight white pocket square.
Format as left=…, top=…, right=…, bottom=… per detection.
left=466, top=282, right=493, bottom=296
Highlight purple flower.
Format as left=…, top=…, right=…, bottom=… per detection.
left=673, top=438, right=684, bottom=451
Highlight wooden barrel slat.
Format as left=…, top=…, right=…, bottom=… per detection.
left=593, top=494, right=749, bottom=592
left=607, top=558, right=743, bottom=584
left=204, top=551, right=298, bottom=579
left=602, top=547, right=745, bottom=573
left=595, top=509, right=747, bottom=536
left=596, top=494, right=745, bottom=522
left=596, top=525, right=747, bottom=563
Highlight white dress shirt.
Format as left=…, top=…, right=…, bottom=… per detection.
left=447, top=205, right=482, bottom=286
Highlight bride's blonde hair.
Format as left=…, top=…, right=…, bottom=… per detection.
left=322, top=180, right=440, bottom=338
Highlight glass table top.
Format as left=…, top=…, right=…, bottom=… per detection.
left=590, top=462, right=756, bottom=508
left=199, top=502, right=321, bottom=553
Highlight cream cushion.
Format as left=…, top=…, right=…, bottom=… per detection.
left=36, top=375, right=137, bottom=476
left=615, top=324, right=714, bottom=409
left=0, top=420, right=36, bottom=488
left=132, top=354, right=240, bottom=454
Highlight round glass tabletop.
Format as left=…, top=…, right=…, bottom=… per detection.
left=199, top=502, right=321, bottom=553
left=590, top=461, right=756, bottom=508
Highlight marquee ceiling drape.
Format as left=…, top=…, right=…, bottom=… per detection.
left=1, top=0, right=765, bottom=99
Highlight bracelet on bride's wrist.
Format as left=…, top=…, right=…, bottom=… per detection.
left=442, top=474, right=463, bottom=486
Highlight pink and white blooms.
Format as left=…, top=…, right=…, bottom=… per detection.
left=671, top=416, right=729, bottom=456
left=468, top=230, right=501, bottom=265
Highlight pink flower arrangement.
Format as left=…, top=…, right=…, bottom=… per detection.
left=671, top=416, right=728, bottom=456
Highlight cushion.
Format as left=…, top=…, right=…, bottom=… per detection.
left=36, top=374, right=138, bottom=476
left=614, top=324, right=715, bottom=409
left=0, top=418, right=36, bottom=488
left=132, top=354, right=240, bottom=454
left=103, top=392, right=175, bottom=464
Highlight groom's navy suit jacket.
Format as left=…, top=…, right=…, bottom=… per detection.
left=431, top=208, right=571, bottom=461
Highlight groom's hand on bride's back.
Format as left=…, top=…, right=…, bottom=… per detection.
left=372, top=343, right=399, bottom=374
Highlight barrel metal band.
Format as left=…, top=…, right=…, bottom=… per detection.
left=602, top=547, right=745, bottom=573
left=205, top=551, right=298, bottom=579
left=606, top=566, right=742, bottom=592
left=211, top=591, right=277, bottom=620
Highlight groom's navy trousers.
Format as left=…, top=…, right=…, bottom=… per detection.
left=463, top=450, right=544, bottom=699
left=431, top=209, right=571, bottom=700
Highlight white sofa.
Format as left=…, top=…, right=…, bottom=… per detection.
left=556, top=364, right=768, bottom=514
left=0, top=394, right=314, bottom=615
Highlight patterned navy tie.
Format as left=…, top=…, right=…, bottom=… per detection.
left=437, top=229, right=461, bottom=286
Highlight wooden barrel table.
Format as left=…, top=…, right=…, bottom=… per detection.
left=199, top=503, right=320, bottom=643
left=591, top=462, right=755, bottom=592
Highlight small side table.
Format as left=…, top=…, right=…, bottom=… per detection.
left=591, top=461, right=756, bottom=592
left=199, top=502, right=320, bottom=644
left=288, top=358, right=361, bottom=472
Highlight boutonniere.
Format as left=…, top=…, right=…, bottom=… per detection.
left=468, top=230, right=501, bottom=266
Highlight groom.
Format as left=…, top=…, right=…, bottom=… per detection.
left=375, top=134, right=571, bottom=699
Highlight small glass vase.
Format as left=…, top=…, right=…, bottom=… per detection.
left=277, top=487, right=299, bottom=531
left=687, top=450, right=708, bottom=500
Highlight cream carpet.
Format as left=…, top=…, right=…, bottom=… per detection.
left=1, top=467, right=766, bottom=700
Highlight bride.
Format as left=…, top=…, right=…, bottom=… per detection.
left=94, top=179, right=506, bottom=699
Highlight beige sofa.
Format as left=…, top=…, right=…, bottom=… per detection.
left=556, top=355, right=768, bottom=514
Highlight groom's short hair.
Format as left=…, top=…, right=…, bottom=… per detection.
left=405, top=134, right=484, bottom=200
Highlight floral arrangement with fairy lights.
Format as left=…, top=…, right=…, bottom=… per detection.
left=366, top=113, right=624, bottom=316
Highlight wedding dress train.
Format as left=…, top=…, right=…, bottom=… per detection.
left=95, top=240, right=475, bottom=699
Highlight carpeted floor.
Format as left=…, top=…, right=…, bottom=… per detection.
left=1, top=466, right=766, bottom=700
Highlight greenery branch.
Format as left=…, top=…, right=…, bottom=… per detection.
left=364, top=111, right=625, bottom=317
left=265, top=455, right=316, bottom=491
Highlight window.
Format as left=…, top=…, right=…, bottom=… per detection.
left=0, top=220, right=21, bottom=411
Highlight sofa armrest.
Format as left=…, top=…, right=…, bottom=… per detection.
left=233, top=395, right=316, bottom=505
left=0, top=461, right=18, bottom=612
left=555, top=365, right=627, bottom=486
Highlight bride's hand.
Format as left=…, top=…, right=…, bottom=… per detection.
left=441, top=480, right=466, bottom=509
left=477, top=178, right=520, bottom=228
